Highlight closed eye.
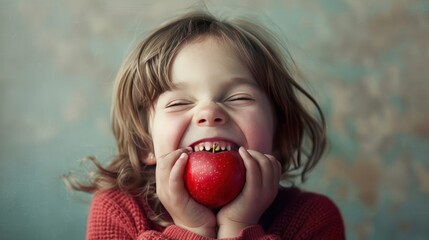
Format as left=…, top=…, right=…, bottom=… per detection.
left=225, top=94, right=255, bottom=104
left=226, top=94, right=254, bottom=101
left=165, top=99, right=193, bottom=109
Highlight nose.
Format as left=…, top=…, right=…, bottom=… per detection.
left=195, top=102, right=228, bottom=126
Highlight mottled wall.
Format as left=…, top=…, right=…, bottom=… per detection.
left=1, top=0, right=428, bottom=239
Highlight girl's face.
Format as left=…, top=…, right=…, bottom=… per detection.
left=149, top=37, right=275, bottom=160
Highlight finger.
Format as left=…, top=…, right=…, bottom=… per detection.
left=265, top=154, right=281, bottom=190
left=156, top=151, right=178, bottom=188
left=169, top=152, right=188, bottom=196
left=156, top=149, right=180, bottom=173
left=156, top=148, right=191, bottom=192
left=239, top=147, right=262, bottom=190
left=156, top=148, right=192, bottom=176
left=265, top=155, right=281, bottom=179
left=247, top=150, right=274, bottom=191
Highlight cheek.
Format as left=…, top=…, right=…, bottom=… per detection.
left=151, top=114, right=189, bottom=157
left=246, top=120, right=274, bottom=153
left=239, top=109, right=274, bottom=154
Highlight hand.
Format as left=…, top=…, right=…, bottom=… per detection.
left=155, top=148, right=217, bottom=237
left=217, top=147, right=281, bottom=238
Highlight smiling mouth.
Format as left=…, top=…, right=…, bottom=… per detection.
left=191, top=141, right=239, bottom=153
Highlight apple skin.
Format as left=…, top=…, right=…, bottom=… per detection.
left=184, top=151, right=246, bottom=208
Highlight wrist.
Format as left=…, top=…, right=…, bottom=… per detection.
left=177, top=224, right=216, bottom=238
left=217, top=222, right=252, bottom=238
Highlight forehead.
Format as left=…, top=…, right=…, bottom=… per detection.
left=170, top=37, right=253, bottom=83
left=174, top=37, right=239, bottom=64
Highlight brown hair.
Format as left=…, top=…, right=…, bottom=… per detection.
left=65, top=10, right=326, bottom=225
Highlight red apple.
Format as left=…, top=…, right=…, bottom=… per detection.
left=184, top=150, right=246, bottom=208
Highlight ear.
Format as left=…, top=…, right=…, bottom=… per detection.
left=140, top=151, right=156, bottom=165
left=138, top=149, right=156, bottom=166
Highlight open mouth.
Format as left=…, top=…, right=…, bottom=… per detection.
left=191, top=140, right=239, bottom=153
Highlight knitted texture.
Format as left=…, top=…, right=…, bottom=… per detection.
left=86, top=187, right=345, bottom=239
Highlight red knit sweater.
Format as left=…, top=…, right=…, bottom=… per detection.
left=86, top=187, right=345, bottom=239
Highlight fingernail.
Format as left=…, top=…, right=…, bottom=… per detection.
left=239, top=146, right=247, bottom=154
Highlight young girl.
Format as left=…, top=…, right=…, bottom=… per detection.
left=67, top=10, right=345, bottom=239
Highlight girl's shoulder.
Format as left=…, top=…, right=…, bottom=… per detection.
left=91, top=188, right=142, bottom=213
left=88, top=188, right=158, bottom=234
left=264, top=187, right=341, bottom=214
left=278, top=187, right=341, bottom=211
left=260, top=187, right=345, bottom=237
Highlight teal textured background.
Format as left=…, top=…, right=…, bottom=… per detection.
left=1, top=0, right=428, bottom=239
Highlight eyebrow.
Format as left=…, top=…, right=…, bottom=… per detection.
left=229, top=77, right=258, bottom=87
left=172, top=76, right=258, bottom=89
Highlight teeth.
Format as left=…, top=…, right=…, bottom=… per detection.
left=204, top=142, right=211, bottom=151
left=192, top=141, right=234, bottom=152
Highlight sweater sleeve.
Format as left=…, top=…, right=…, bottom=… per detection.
left=233, top=225, right=281, bottom=240
left=86, top=189, right=345, bottom=240
left=86, top=191, right=141, bottom=240
left=299, top=194, right=345, bottom=240
left=86, top=190, right=280, bottom=240
left=280, top=193, right=345, bottom=240
left=86, top=190, right=217, bottom=240
left=87, top=190, right=178, bottom=240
